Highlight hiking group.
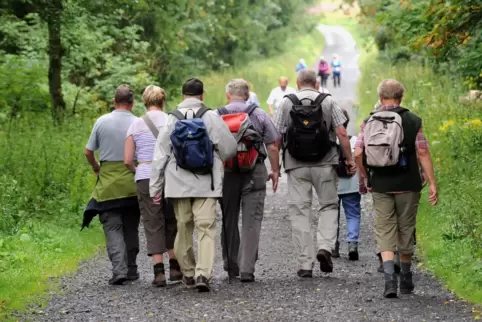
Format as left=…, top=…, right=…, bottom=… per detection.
left=83, top=67, right=438, bottom=298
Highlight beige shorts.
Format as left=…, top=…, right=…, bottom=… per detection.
left=373, top=192, right=421, bottom=255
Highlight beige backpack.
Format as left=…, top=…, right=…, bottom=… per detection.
left=364, top=108, right=407, bottom=167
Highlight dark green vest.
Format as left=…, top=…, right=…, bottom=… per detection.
left=366, top=109, right=423, bottom=193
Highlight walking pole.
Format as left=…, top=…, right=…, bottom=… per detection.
left=220, top=198, right=231, bottom=284
left=335, top=198, right=341, bottom=256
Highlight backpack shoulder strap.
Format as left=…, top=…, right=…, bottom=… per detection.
left=391, top=107, right=409, bottom=115
left=245, top=103, right=258, bottom=116
left=141, top=114, right=159, bottom=138
left=314, top=93, right=331, bottom=106
left=170, top=109, right=184, bottom=120
left=217, top=106, right=229, bottom=115
left=195, top=104, right=211, bottom=118
left=284, top=93, right=301, bottom=106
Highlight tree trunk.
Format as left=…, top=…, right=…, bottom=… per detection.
left=46, top=0, right=66, bottom=124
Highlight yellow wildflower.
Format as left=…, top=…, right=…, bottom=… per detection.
left=469, top=119, right=482, bottom=127
left=439, top=120, right=455, bottom=132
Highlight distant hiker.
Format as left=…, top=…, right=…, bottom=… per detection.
left=331, top=54, right=342, bottom=87
left=149, top=78, right=237, bottom=292
left=246, top=91, right=260, bottom=107
left=267, top=77, right=296, bottom=117
left=317, top=56, right=330, bottom=88
left=316, top=76, right=330, bottom=94
left=274, top=68, right=356, bottom=278
left=296, top=58, right=308, bottom=72
left=83, top=85, right=141, bottom=285
left=332, top=109, right=362, bottom=260
left=355, top=79, right=438, bottom=298
left=216, top=79, right=281, bottom=283
left=124, top=85, right=182, bottom=287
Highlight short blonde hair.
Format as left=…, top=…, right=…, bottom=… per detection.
left=142, top=85, right=166, bottom=108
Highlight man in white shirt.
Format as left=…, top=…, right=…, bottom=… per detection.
left=267, top=77, right=296, bottom=117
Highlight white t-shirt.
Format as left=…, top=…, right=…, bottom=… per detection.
left=126, top=110, right=168, bottom=182
left=267, top=86, right=297, bottom=112
left=319, top=87, right=330, bottom=94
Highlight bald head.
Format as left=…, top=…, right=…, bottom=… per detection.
left=279, top=77, right=288, bottom=90
left=377, top=79, right=405, bottom=105
left=296, top=68, right=318, bottom=89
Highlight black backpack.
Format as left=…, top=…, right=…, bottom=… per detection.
left=284, top=93, right=332, bottom=162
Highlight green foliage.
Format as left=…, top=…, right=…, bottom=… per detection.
left=358, top=50, right=482, bottom=303
left=0, top=0, right=317, bottom=116
left=353, top=0, right=482, bottom=89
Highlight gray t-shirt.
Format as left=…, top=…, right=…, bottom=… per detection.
left=86, top=109, right=137, bottom=161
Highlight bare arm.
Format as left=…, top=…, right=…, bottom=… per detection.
left=84, top=148, right=100, bottom=176
left=335, top=126, right=353, bottom=163
left=417, top=147, right=438, bottom=205
left=268, top=104, right=274, bottom=116
left=266, top=143, right=280, bottom=192
left=124, top=136, right=136, bottom=174
left=354, top=147, right=368, bottom=179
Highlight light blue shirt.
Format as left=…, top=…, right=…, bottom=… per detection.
left=338, top=136, right=359, bottom=195
left=86, top=110, right=137, bottom=161
left=247, top=92, right=260, bottom=107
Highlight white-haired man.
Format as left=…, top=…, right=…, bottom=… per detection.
left=217, top=78, right=281, bottom=282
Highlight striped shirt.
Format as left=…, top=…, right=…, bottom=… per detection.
left=126, top=110, right=168, bottom=182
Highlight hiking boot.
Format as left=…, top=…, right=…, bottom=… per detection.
left=109, top=274, right=127, bottom=285
left=400, top=271, right=415, bottom=294
left=182, top=275, right=195, bottom=288
left=152, top=263, right=166, bottom=287
left=348, top=242, right=359, bottom=261
left=332, top=241, right=340, bottom=258
left=127, top=269, right=139, bottom=281
left=195, top=275, right=210, bottom=292
left=383, top=273, right=398, bottom=298
left=169, top=259, right=183, bottom=283
left=316, top=249, right=333, bottom=273
left=297, top=269, right=313, bottom=278
left=240, top=273, right=255, bottom=283
left=227, top=268, right=240, bottom=279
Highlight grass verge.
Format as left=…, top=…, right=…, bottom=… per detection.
left=358, top=51, right=482, bottom=304
left=0, top=27, right=325, bottom=319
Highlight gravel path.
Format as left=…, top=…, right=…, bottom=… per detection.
left=20, top=26, right=474, bottom=322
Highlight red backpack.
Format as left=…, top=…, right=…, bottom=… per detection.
left=218, top=104, right=263, bottom=172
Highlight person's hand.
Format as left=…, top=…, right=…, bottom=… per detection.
left=152, top=192, right=162, bottom=205
left=268, top=171, right=279, bottom=193
left=92, top=164, right=100, bottom=176
left=428, top=183, right=438, bottom=206
left=359, top=181, right=367, bottom=195
left=346, top=160, right=356, bottom=175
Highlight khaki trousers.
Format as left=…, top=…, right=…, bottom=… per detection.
left=287, top=166, right=339, bottom=270
left=171, top=197, right=217, bottom=279
left=372, top=192, right=420, bottom=255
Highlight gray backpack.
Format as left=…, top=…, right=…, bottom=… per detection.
left=364, top=107, right=407, bottom=167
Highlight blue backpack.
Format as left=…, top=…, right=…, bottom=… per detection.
left=170, top=106, right=214, bottom=190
